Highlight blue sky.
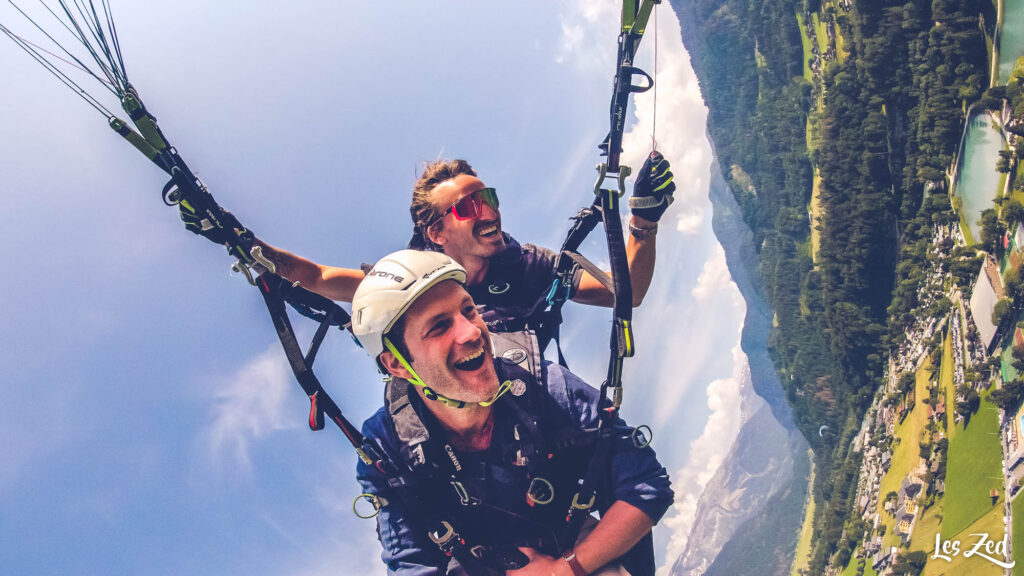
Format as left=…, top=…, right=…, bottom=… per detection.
left=0, top=2, right=749, bottom=574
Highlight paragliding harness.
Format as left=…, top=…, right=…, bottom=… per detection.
left=2, top=0, right=660, bottom=573
left=367, top=330, right=608, bottom=572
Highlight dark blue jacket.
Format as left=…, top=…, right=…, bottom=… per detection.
left=410, top=233, right=579, bottom=351
left=466, top=234, right=565, bottom=328
left=356, top=361, right=673, bottom=575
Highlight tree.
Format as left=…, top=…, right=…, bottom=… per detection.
left=957, top=386, right=980, bottom=417
left=981, top=86, right=1007, bottom=110
left=891, top=550, right=928, bottom=575
left=980, top=208, right=1006, bottom=256
left=1004, top=198, right=1024, bottom=225
left=993, top=298, right=1012, bottom=326
left=899, top=372, right=916, bottom=394
left=1013, top=343, right=1024, bottom=373
left=997, top=151, right=1012, bottom=174
left=1005, top=266, right=1024, bottom=301
left=989, top=379, right=1024, bottom=411
left=885, top=491, right=898, bottom=506
left=918, top=165, right=944, bottom=183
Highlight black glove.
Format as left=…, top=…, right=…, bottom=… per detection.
left=629, top=151, right=675, bottom=222
left=179, top=198, right=251, bottom=248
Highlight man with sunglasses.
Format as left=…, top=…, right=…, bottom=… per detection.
left=194, top=153, right=675, bottom=352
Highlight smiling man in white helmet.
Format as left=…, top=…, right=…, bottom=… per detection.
left=351, top=249, right=673, bottom=576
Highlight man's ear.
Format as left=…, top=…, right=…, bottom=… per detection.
left=379, top=350, right=413, bottom=380
left=426, top=222, right=446, bottom=247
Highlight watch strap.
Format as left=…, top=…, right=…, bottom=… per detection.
left=561, top=549, right=589, bottom=576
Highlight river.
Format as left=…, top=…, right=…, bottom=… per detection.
left=954, top=111, right=1007, bottom=243
left=999, top=0, right=1024, bottom=84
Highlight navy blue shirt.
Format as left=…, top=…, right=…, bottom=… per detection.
left=463, top=235, right=581, bottom=353
left=468, top=234, right=560, bottom=325
left=356, top=362, right=673, bottom=575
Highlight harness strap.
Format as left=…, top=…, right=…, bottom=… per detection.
left=561, top=250, right=615, bottom=295
left=558, top=0, right=657, bottom=546
left=254, top=272, right=369, bottom=453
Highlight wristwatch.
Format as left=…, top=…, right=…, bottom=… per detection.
left=561, top=549, right=589, bottom=576
left=629, top=222, right=658, bottom=240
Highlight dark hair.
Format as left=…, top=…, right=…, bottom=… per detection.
left=385, top=315, right=412, bottom=363
left=408, top=159, right=477, bottom=250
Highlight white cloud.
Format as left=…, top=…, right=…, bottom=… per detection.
left=196, top=344, right=299, bottom=480
left=692, top=246, right=740, bottom=303
left=554, top=1, right=618, bottom=71
left=555, top=22, right=585, bottom=63
left=674, top=205, right=705, bottom=235
left=638, top=246, right=745, bottom=430
left=657, top=342, right=750, bottom=574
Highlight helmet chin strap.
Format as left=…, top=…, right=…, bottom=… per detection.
left=383, top=337, right=512, bottom=409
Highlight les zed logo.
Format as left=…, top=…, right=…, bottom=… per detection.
left=932, top=532, right=1015, bottom=568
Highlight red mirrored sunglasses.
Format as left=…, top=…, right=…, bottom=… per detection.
left=433, top=187, right=499, bottom=224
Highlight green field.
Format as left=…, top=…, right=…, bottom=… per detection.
left=811, top=170, right=822, bottom=262
left=812, top=12, right=829, bottom=54
left=960, top=210, right=977, bottom=247
left=878, top=356, right=936, bottom=547
left=1002, top=338, right=1021, bottom=382
left=1013, top=493, right=1024, bottom=576
left=791, top=453, right=816, bottom=576
left=909, top=497, right=945, bottom=551
left=840, top=550, right=879, bottom=576
left=943, top=383, right=1004, bottom=536
left=797, top=12, right=813, bottom=82
left=919, top=504, right=1007, bottom=576
left=1013, top=55, right=1024, bottom=82
left=905, top=448, right=1008, bottom=575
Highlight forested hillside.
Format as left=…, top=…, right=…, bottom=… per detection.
left=672, top=0, right=994, bottom=572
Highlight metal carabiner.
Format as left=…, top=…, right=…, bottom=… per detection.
left=352, top=493, right=387, bottom=519
left=230, top=259, right=257, bottom=286
left=631, top=424, right=653, bottom=449
left=593, top=162, right=632, bottom=198
left=571, top=492, right=596, bottom=511
left=451, top=480, right=472, bottom=506
left=526, top=477, right=555, bottom=506
left=429, top=521, right=456, bottom=545
left=229, top=245, right=276, bottom=287
left=249, top=245, right=276, bottom=274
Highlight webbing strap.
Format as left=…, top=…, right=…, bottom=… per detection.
left=556, top=0, right=657, bottom=548
left=561, top=250, right=614, bottom=294
left=106, top=84, right=258, bottom=267
left=598, top=188, right=634, bottom=362
left=548, top=206, right=602, bottom=312
left=255, top=272, right=370, bottom=454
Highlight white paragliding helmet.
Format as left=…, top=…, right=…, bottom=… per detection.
left=351, top=249, right=467, bottom=360
left=351, top=249, right=512, bottom=409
